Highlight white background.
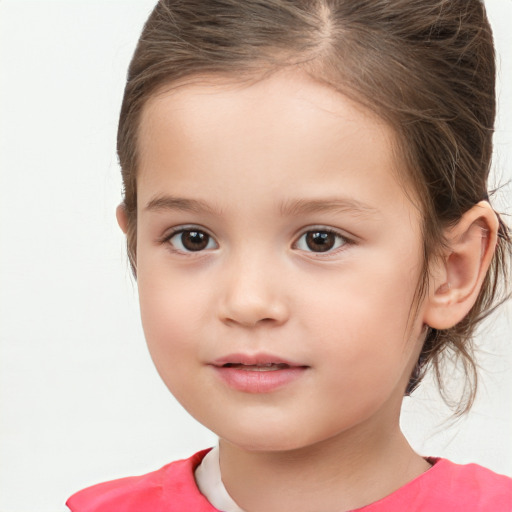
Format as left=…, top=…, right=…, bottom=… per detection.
left=0, top=1, right=510, bottom=511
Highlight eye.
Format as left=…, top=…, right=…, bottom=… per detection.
left=167, top=229, right=218, bottom=252
left=295, top=229, right=347, bottom=253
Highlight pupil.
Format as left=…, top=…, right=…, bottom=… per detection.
left=306, top=231, right=334, bottom=252
left=182, top=231, right=208, bottom=251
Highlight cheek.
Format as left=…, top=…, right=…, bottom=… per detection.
left=137, top=268, right=204, bottom=357
left=137, top=275, right=209, bottom=405
left=310, top=256, right=419, bottom=338
left=306, top=256, right=422, bottom=381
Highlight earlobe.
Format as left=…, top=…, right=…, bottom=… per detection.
left=116, top=203, right=129, bottom=234
left=423, top=201, right=499, bottom=330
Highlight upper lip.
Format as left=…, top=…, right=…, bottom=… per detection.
left=211, top=353, right=306, bottom=367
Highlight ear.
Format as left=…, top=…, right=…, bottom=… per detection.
left=116, top=203, right=129, bottom=234
left=423, top=201, right=499, bottom=330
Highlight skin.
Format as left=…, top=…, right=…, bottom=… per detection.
left=117, top=69, right=498, bottom=512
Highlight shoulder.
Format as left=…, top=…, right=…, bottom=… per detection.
left=430, top=459, right=512, bottom=509
left=372, top=458, right=512, bottom=512
left=66, top=449, right=217, bottom=512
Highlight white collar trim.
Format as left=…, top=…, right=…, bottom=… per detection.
left=195, top=445, right=246, bottom=512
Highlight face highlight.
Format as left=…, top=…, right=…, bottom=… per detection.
left=132, top=70, right=430, bottom=452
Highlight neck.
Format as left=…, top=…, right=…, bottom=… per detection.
left=218, top=414, right=429, bottom=512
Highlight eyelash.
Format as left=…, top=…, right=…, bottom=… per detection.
left=160, top=226, right=353, bottom=255
left=293, top=227, right=352, bottom=256
left=162, top=226, right=218, bottom=254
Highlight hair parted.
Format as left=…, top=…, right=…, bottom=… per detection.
left=117, top=0, right=511, bottom=414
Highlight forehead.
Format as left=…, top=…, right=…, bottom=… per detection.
left=139, top=70, right=395, bottom=160
left=136, top=70, right=417, bottom=219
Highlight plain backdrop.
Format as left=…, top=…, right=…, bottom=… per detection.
left=0, top=1, right=511, bottom=511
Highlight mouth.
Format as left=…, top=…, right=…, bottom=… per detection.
left=211, top=353, right=308, bottom=393
left=221, top=362, right=293, bottom=371
left=212, top=352, right=306, bottom=369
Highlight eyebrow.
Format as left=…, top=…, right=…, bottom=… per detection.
left=145, top=194, right=379, bottom=218
left=145, top=195, right=222, bottom=215
left=279, top=197, right=380, bottom=217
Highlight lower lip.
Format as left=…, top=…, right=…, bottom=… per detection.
left=212, top=365, right=307, bottom=393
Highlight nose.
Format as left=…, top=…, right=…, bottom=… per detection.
left=217, top=253, right=289, bottom=328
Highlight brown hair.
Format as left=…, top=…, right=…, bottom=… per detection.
left=117, top=0, right=511, bottom=414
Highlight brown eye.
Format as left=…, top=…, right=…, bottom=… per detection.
left=168, top=229, right=217, bottom=252
left=296, top=230, right=346, bottom=253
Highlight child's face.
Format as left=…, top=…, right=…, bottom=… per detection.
left=133, top=70, right=430, bottom=452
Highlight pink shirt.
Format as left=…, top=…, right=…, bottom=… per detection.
left=66, top=449, right=512, bottom=511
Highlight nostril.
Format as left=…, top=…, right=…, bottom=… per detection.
left=218, top=285, right=289, bottom=328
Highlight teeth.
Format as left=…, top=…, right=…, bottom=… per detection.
left=248, top=365, right=280, bottom=372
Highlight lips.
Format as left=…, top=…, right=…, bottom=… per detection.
left=211, top=353, right=308, bottom=393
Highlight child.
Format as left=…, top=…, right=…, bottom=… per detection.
left=67, top=0, right=512, bottom=510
